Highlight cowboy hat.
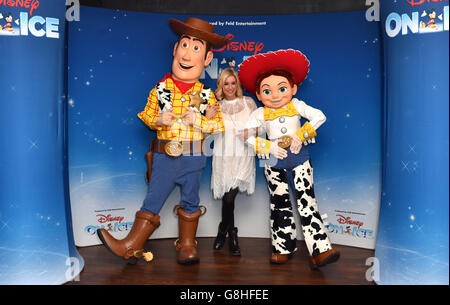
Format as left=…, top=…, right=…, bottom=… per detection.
left=238, top=49, right=310, bottom=94
left=169, top=17, right=229, bottom=47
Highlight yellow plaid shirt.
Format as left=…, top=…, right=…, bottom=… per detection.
left=138, top=77, right=224, bottom=141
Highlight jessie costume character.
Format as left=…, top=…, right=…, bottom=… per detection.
left=239, top=49, right=340, bottom=268
left=97, top=17, right=228, bottom=265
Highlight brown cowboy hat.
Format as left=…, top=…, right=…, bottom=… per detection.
left=169, top=17, right=229, bottom=47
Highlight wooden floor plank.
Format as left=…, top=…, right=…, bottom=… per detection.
left=67, top=237, right=375, bottom=285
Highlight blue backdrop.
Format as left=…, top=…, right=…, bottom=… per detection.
left=375, top=0, right=449, bottom=285
left=0, top=1, right=83, bottom=284
left=67, top=7, right=383, bottom=250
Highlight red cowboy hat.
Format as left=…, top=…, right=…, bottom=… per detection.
left=238, top=49, right=310, bottom=94
left=169, top=17, right=229, bottom=47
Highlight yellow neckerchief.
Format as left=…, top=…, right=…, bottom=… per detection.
left=263, top=101, right=299, bottom=121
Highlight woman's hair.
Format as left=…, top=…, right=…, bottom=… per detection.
left=255, top=69, right=295, bottom=93
left=215, top=68, right=243, bottom=100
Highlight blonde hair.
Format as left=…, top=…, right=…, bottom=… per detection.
left=215, top=68, right=243, bottom=101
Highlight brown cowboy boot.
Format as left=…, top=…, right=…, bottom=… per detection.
left=97, top=211, right=160, bottom=264
left=309, top=248, right=340, bottom=269
left=174, top=205, right=206, bottom=265
left=270, top=253, right=292, bottom=264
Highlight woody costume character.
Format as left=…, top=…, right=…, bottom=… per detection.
left=97, top=17, right=228, bottom=265
left=239, top=49, right=340, bottom=268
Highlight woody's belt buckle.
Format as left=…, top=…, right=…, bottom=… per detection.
left=165, top=141, right=183, bottom=157
left=278, top=136, right=292, bottom=149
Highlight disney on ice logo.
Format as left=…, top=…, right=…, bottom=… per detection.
left=84, top=213, right=133, bottom=235
left=96, top=213, right=125, bottom=224
left=0, top=0, right=40, bottom=15
left=406, top=0, right=448, bottom=7
left=326, top=214, right=374, bottom=239
left=212, top=34, right=264, bottom=56
left=0, top=0, right=80, bottom=38
left=336, top=214, right=364, bottom=229
left=385, top=1, right=449, bottom=37
left=202, top=33, right=264, bottom=80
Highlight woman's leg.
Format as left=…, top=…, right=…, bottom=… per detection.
left=214, top=188, right=239, bottom=251
left=223, top=188, right=241, bottom=255
left=221, top=187, right=239, bottom=230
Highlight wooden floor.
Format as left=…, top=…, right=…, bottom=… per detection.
left=68, top=237, right=375, bottom=285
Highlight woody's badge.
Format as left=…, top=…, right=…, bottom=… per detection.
left=278, top=136, right=292, bottom=149
left=189, top=91, right=204, bottom=111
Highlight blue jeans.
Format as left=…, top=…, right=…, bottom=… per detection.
left=141, top=153, right=207, bottom=214
left=265, top=146, right=310, bottom=170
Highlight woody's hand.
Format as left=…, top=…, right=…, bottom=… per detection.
left=181, top=106, right=197, bottom=126
left=156, top=110, right=178, bottom=127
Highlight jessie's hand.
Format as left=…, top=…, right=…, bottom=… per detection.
left=271, top=140, right=288, bottom=160
left=290, top=135, right=303, bottom=154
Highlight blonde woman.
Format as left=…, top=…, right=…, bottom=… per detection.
left=207, top=67, right=257, bottom=256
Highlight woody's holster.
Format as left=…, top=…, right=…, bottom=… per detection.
left=145, top=139, right=156, bottom=184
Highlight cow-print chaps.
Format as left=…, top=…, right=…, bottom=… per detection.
left=264, top=160, right=332, bottom=256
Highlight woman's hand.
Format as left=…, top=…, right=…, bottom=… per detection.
left=205, top=103, right=219, bottom=119
left=236, top=129, right=249, bottom=141
left=237, top=128, right=258, bottom=141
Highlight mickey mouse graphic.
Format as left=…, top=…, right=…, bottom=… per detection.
left=0, top=12, right=19, bottom=32
left=420, top=8, right=443, bottom=29
left=425, top=9, right=437, bottom=28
